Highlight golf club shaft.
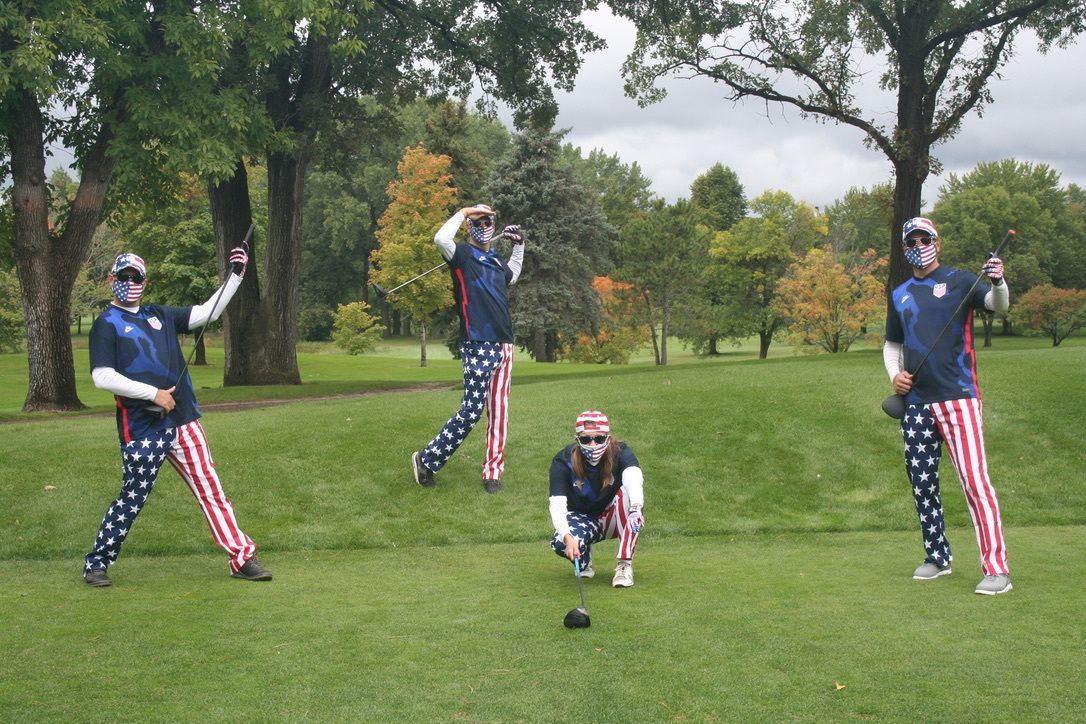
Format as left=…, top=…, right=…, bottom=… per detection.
left=573, top=559, right=587, bottom=610
left=148, top=223, right=254, bottom=417
left=909, top=229, right=1015, bottom=376
left=383, top=262, right=446, bottom=295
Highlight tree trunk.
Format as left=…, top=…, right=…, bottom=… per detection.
left=9, top=89, right=116, bottom=411
left=419, top=321, right=428, bottom=367
left=982, top=311, right=993, bottom=348
left=708, top=336, right=719, bottom=355
left=658, top=298, right=669, bottom=365
left=194, top=335, right=207, bottom=366
left=1001, top=315, right=1012, bottom=336
left=544, top=330, right=558, bottom=362
left=531, top=327, right=546, bottom=361
left=643, top=292, right=660, bottom=365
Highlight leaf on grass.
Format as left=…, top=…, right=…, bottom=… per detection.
left=44, top=485, right=57, bottom=491
left=835, top=682, right=846, bottom=691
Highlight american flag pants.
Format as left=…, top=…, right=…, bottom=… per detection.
left=902, top=399, right=1009, bottom=576
left=551, top=488, right=640, bottom=566
left=84, top=420, right=257, bottom=574
left=420, top=340, right=512, bottom=479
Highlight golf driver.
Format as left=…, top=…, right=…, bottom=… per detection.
left=563, top=557, right=591, bottom=629
left=371, top=262, right=446, bottom=298
left=146, top=223, right=255, bottom=419
left=882, top=228, right=1015, bottom=419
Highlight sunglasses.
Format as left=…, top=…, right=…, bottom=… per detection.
left=470, top=217, right=495, bottom=228
left=577, top=435, right=609, bottom=445
left=116, top=272, right=145, bottom=283
left=904, top=235, right=936, bottom=248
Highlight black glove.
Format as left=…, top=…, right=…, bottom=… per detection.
left=229, top=245, right=248, bottom=277
left=502, top=224, right=523, bottom=244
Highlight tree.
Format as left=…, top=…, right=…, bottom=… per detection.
left=205, top=1, right=606, bottom=386
left=775, top=246, right=887, bottom=353
left=370, top=146, right=457, bottom=366
left=1010, top=284, right=1086, bottom=346
left=690, top=163, right=747, bottom=232
left=485, top=126, right=615, bottom=362
left=562, top=276, right=649, bottom=364
left=562, top=145, right=656, bottom=235
left=0, top=266, right=23, bottom=352
left=332, top=301, right=384, bottom=354
left=824, top=183, right=895, bottom=260
left=611, top=0, right=1086, bottom=293
left=708, top=191, right=827, bottom=358
left=617, top=198, right=712, bottom=365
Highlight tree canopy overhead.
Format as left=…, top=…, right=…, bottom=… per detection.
left=610, top=0, right=1086, bottom=288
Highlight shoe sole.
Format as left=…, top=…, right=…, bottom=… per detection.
left=84, top=577, right=112, bottom=587
left=613, top=581, right=633, bottom=588
left=231, top=572, right=273, bottom=581
left=913, top=568, right=952, bottom=580
left=975, top=582, right=1013, bottom=595
left=412, top=452, right=436, bottom=488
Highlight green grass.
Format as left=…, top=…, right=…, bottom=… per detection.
left=1, top=334, right=1084, bottom=720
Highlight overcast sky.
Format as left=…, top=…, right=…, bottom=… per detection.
left=540, top=9, right=1086, bottom=211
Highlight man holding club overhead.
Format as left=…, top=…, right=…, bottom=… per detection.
left=82, top=248, right=271, bottom=586
left=883, top=217, right=1012, bottom=595
left=410, top=204, right=524, bottom=494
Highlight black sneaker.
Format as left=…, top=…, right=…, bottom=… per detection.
left=84, top=568, right=112, bottom=587
left=412, top=451, right=436, bottom=488
left=483, top=478, right=502, bottom=494
left=231, top=558, right=273, bottom=581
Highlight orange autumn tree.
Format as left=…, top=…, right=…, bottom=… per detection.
left=1010, top=284, right=1086, bottom=347
left=563, top=276, right=649, bottom=364
left=775, top=245, right=887, bottom=353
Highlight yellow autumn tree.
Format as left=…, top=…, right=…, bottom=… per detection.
left=370, top=145, right=458, bottom=366
left=774, top=245, right=887, bottom=353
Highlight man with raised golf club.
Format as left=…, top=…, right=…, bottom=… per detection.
left=883, top=217, right=1012, bottom=595
left=82, top=248, right=271, bottom=586
left=548, top=410, right=644, bottom=588
left=411, top=204, right=524, bottom=493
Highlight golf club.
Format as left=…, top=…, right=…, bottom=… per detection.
left=146, top=223, right=255, bottom=419
left=563, top=557, right=591, bottom=629
left=371, top=262, right=446, bottom=298
left=882, top=229, right=1015, bottom=419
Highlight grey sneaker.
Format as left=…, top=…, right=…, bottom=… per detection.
left=231, top=557, right=273, bottom=581
left=482, top=478, right=502, bottom=494
left=975, top=574, right=1012, bottom=595
left=84, top=568, right=112, bottom=587
left=913, top=562, right=952, bottom=580
left=412, top=451, right=435, bottom=488
left=577, top=562, right=594, bottom=579
left=612, top=561, right=634, bottom=588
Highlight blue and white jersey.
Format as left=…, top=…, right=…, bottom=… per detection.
left=885, top=266, right=990, bottom=405
left=89, top=304, right=201, bottom=441
left=447, top=242, right=514, bottom=343
left=549, top=443, right=640, bottom=517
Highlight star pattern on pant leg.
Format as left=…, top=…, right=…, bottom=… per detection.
left=421, top=341, right=503, bottom=470
left=903, top=405, right=952, bottom=566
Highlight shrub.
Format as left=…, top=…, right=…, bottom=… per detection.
left=332, top=301, right=384, bottom=354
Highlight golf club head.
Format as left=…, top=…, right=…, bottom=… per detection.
left=881, top=393, right=906, bottom=420
left=371, top=283, right=388, bottom=298
left=563, top=606, right=591, bottom=629
left=145, top=404, right=168, bottom=420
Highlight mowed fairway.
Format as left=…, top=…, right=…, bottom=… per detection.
left=1, top=339, right=1084, bottom=720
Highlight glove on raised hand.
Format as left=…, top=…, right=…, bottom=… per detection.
left=502, top=224, right=523, bottom=244
left=983, top=256, right=1004, bottom=284
left=628, top=509, right=644, bottom=534
left=229, top=246, right=249, bottom=277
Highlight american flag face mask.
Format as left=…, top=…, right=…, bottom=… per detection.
left=111, top=253, right=147, bottom=304
left=575, top=410, right=610, bottom=465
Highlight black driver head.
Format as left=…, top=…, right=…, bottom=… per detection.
left=882, top=393, right=906, bottom=420
left=371, top=283, right=388, bottom=298
left=563, top=606, right=591, bottom=629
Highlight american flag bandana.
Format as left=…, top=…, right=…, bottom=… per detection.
left=111, top=252, right=147, bottom=304
left=575, top=410, right=610, bottom=464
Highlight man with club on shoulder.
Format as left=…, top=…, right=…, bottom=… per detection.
left=410, top=204, right=524, bottom=494
left=82, top=249, right=271, bottom=586
left=883, top=216, right=1012, bottom=595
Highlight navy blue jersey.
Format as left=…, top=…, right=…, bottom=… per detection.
left=447, top=242, right=514, bottom=343
left=89, top=304, right=201, bottom=441
left=885, top=266, right=990, bottom=405
left=549, top=443, right=640, bottom=517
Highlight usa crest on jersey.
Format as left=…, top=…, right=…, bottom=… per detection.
left=933, top=283, right=947, bottom=299
left=148, top=316, right=163, bottom=330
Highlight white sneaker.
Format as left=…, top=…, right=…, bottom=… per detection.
left=612, top=561, right=633, bottom=588
left=577, top=562, right=594, bottom=579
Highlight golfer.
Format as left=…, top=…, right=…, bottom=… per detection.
left=411, top=204, right=524, bottom=494
left=82, top=250, right=271, bottom=586
left=548, top=410, right=644, bottom=588
left=883, top=217, right=1011, bottom=595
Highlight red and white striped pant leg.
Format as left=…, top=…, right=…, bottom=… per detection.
left=482, top=342, right=513, bottom=480
left=931, top=398, right=1009, bottom=576
left=598, top=488, right=640, bottom=560
left=167, top=420, right=257, bottom=573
